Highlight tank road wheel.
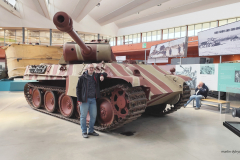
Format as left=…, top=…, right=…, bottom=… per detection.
left=97, top=97, right=114, bottom=126
left=59, top=94, right=74, bottom=118
left=44, top=91, right=58, bottom=113
left=32, top=88, right=43, bottom=109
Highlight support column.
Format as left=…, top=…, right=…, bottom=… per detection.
left=218, top=55, right=222, bottom=101
left=115, top=37, right=117, bottom=46
left=50, top=29, right=52, bottom=46
left=4, top=29, right=5, bottom=46
left=140, top=33, right=142, bottom=43
left=161, top=29, right=163, bottom=40
left=186, top=25, right=188, bottom=37
left=123, top=36, right=125, bottom=45
left=22, top=27, right=25, bottom=44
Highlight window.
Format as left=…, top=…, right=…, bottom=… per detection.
left=188, top=25, right=194, bottom=37
left=16, top=30, right=22, bottom=44
left=117, top=36, right=123, bottom=45
left=52, top=31, right=63, bottom=45
left=152, top=31, right=157, bottom=41
left=168, top=28, right=174, bottom=39
left=124, top=35, right=128, bottom=44
left=5, top=30, right=16, bottom=45
left=40, top=31, right=50, bottom=45
left=28, top=30, right=40, bottom=44
left=202, top=23, right=210, bottom=31
left=228, top=18, right=236, bottom=24
left=237, top=17, right=240, bottom=21
left=147, top=31, right=151, bottom=42
left=133, top=34, right=137, bottom=43
left=210, top=21, right=217, bottom=28
left=162, top=29, right=168, bottom=40
left=180, top=26, right=186, bottom=37
left=77, top=33, right=85, bottom=42
left=157, top=30, right=161, bottom=40
left=137, top=33, right=141, bottom=43
left=0, top=30, right=4, bottom=46
left=128, top=35, right=133, bottom=44
left=110, top=37, right=116, bottom=46
left=142, top=33, right=146, bottom=42
left=194, top=24, right=202, bottom=36
left=219, top=19, right=227, bottom=26
left=174, top=27, right=180, bottom=38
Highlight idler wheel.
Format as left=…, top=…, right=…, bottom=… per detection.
left=32, top=88, right=43, bottom=109
left=97, top=97, right=114, bottom=125
left=59, top=94, right=74, bottom=118
left=44, top=91, right=58, bottom=113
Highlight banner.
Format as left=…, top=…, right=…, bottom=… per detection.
left=149, top=37, right=188, bottom=58
left=198, top=20, right=240, bottom=56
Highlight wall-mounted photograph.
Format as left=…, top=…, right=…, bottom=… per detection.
left=198, top=20, right=240, bottom=56
left=149, top=37, right=188, bottom=58
left=235, top=70, right=240, bottom=83
left=200, top=65, right=215, bottom=75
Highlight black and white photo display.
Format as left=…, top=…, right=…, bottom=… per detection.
left=198, top=20, right=240, bottom=56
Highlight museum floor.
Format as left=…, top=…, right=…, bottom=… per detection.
left=0, top=92, right=239, bottom=160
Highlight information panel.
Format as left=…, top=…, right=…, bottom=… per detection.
left=218, top=63, right=240, bottom=93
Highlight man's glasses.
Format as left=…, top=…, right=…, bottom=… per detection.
left=89, top=67, right=94, bottom=69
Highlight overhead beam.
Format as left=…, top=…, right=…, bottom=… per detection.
left=0, top=0, right=21, bottom=18
left=72, top=0, right=101, bottom=23
left=31, top=0, right=51, bottom=20
left=97, top=0, right=169, bottom=26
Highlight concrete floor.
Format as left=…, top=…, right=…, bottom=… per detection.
left=0, top=91, right=239, bottom=160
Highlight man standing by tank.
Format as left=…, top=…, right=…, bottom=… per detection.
left=76, top=64, right=107, bottom=138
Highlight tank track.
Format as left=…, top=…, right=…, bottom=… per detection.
left=146, top=83, right=190, bottom=116
left=24, top=83, right=147, bottom=131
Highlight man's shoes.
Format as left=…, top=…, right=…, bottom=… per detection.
left=195, top=107, right=200, bottom=110
left=82, top=133, right=88, bottom=138
left=88, top=131, right=99, bottom=136
left=183, top=104, right=187, bottom=108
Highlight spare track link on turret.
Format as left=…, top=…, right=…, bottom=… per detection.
left=24, top=83, right=147, bottom=131
left=146, top=83, right=190, bottom=116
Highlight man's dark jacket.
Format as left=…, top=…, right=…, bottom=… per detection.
left=194, top=83, right=209, bottom=98
left=76, top=71, right=107, bottom=102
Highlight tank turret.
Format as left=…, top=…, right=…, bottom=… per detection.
left=53, top=11, right=116, bottom=63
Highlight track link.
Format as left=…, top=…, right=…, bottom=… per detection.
left=24, top=83, right=147, bottom=131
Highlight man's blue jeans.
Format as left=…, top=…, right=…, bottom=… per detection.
left=185, top=95, right=204, bottom=108
left=80, top=98, right=97, bottom=133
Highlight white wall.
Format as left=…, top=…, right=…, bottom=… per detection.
left=117, top=2, right=240, bottom=36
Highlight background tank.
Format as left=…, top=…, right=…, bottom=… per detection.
left=23, top=11, right=191, bottom=131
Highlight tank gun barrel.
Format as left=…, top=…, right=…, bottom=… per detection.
left=53, top=12, right=91, bottom=55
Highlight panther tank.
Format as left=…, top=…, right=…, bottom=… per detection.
left=23, top=11, right=191, bottom=131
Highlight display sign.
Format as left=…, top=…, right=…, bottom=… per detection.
left=198, top=20, right=240, bottom=56
left=116, top=56, right=126, bottom=61
left=29, top=65, right=47, bottom=74
left=218, top=63, right=240, bottom=93
left=147, top=57, right=168, bottom=64
left=149, top=37, right=188, bottom=58
left=142, top=43, right=147, bottom=48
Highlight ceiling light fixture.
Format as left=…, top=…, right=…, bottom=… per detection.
left=157, top=4, right=161, bottom=6
left=96, top=3, right=100, bottom=7
left=0, top=28, right=2, bottom=29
